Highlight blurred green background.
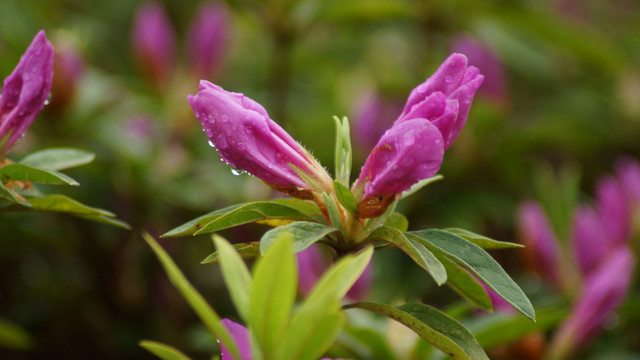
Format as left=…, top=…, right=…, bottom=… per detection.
left=1, top=0, right=639, bottom=358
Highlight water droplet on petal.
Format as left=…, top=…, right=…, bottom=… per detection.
left=444, top=76, right=453, bottom=84
left=245, top=126, right=253, bottom=135
left=217, top=134, right=228, bottom=149
left=221, top=115, right=229, bottom=123
left=44, top=93, right=52, bottom=105
left=208, top=140, right=216, bottom=148
left=231, top=167, right=245, bottom=176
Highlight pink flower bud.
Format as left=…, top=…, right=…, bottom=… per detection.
left=572, top=204, right=609, bottom=276
left=615, top=156, right=640, bottom=211
left=552, top=247, right=634, bottom=355
left=131, top=2, right=176, bottom=88
left=185, top=2, right=230, bottom=79
left=0, top=31, right=54, bottom=154
left=517, top=201, right=561, bottom=285
left=595, top=176, right=631, bottom=246
left=451, top=36, right=507, bottom=106
left=399, top=53, right=484, bottom=149
left=189, top=81, right=331, bottom=195
left=219, top=319, right=253, bottom=360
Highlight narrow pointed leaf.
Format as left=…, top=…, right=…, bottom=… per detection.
left=333, top=180, right=357, bottom=213
left=333, top=115, right=352, bottom=186
left=344, top=302, right=488, bottom=360
left=139, top=340, right=191, bottom=360
left=434, top=253, right=492, bottom=311
left=343, top=326, right=396, bottom=360
left=142, top=233, right=240, bottom=360
left=259, top=221, right=338, bottom=255
left=0, top=183, right=31, bottom=207
left=400, top=174, right=443, bottom=199
left=322, top=192, right=345, bottom=233
left=384, top=213, right=409, bottom=232
left=19, top=148, right=95, bottom=171
left=368, top=226, right=446, bottom=285
left=201, top=242, right=261, bottom=264
left=445, top=228, right=524, bottom=249
left=0, top=164, right=78, bottom=185
left=162, top=200, right=318, bottom=237
left=408, top=230, right=535, bottom=320
left=250, top=235, right=297, bottom=356
left=213, top=235, right=253, bottom=322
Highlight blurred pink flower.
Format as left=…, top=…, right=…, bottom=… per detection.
left=571, top=204, right=610, bottom=276
left=517, top=201, right=561, bottom=286
left=185, top=2, right=230, bottom=80
left=50, top=40, right=83, bottom=110
left=595, top=175, right=631, bottom=246
left=616, top=156, right=640, bottom=211
left=352, top=92, right=403, bottom=155
left=219, top=318, right=253, bottom=360
left=451, top=35, right=507, bottom=106
left=0, top=31, right=54, bottom=155
left=296, top=244, right=372, bottom=302
left=131, top=2, right=176, bottom=88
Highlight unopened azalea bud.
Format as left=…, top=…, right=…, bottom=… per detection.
left=451, top=36, right=507, bottom=106
left=517, top=201, right=561, bottom=286
left=595, top=176, right=631, bottom=245
left=398, top=53, right=484, bottom=149
left=189, top=81, right=331, bottom=196
left=0, top=31, right=54, bottom=155
left=551, top=247, right=634, bottom=356
left=219, top=319, right=252, bottom=360
left=616, top=157, right=640, bottom=209
left=354, top=53, right=483, bottom=217
left=131, top=2, right=176, bottom=88
left=185, top=2, right=230, bottom=80
left=572, top=205, right=609, bottom=276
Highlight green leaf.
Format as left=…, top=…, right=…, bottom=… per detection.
left=75, top=213, right=132, bottom=230
left=344, top=302, right=488, bottom=360
left=0, top=182, right=31, bottom=207
left=400, top=174, right=443, bottom=199
left=322, top=192, right=344, bottom=233
left=408, top=230, right=535, bottom=320
left=142, top=233, right=241, bottom=360
left=445, top=228, right=524, bottom=249
left=277, top=307, right=346, bottom=360
left=0, top=164, right=78, bottom=186
left=19, top=148, right=95, bottom=171
left=0, top=317, right=33, bottom=350
left=368, top=226, right=446, bottom=285
left=162, top=200, right=317, bottom=237
left=384, top=213, right=408, bottom=232
left=260, top=221, right=338, bottom=255
left=213, top=235, right=253, bottom=322
left=250, top=234, right=297, bottom=356
left=333, top=115, right=352, bottom=186
left=139, top=340, right=191, bottom=360
left=201, top=242, right=261, bottom=264
left=342, top=326, right=396, bottom=360
left=333, top=180, right=357, bottom=213
left=434, top=253, right=492, bottom=311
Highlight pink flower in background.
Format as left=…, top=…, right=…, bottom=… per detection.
left=551, top=247, right=634, bottom=356
left=616, top=156, right=640, bottom=211
left=517, top=201, right=561, bottom=286
left=352, top=92, right=403, bottom=154
left=50, top=39, right=84, bottom=110
left=219, top=318, right=253, bottom=360
left=297, top=244, right=372, bottom=302
left=595, top=175, right=631, bottom=245
left=451, top=35, right=507, bottom=106
left=571, top=205, right=610, bottom=276
left=189, top=81, right=331, bottom=195
left=186, top=2, right=230, bottom=80
left=355, top=54, right=483, bottom=217
left=0, top=31, right=54, bottom=155
left=131, top=2, right=176, bottom=88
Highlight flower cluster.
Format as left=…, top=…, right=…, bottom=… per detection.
left=0, top=31, right=54, bottom=155
left=189, top=53, right=483, bottom=221
left=517, top=158, right=639, bottom=356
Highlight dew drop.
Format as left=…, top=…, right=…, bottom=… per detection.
left=207, top=140, right=216, bottom=148
left=444, top=76, right=453, bottom=84
left=434, top=138, right=442, bottom=145
left=217, top=134, right=228, bottom=149
left=221, top=115, right=229, bottom=123
left=43, top=93, right=52, bottom=105
left=245, top=126, right=253, bottom=135
left=237, top=142, right=246, bottom=150
left=231, top=168, right=245, bottom=176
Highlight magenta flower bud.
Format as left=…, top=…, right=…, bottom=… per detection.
left=185, top=2, right=230, bottom=79
left=398, top=53, right=484, bottom=149
left=0, top=31, right=54, bottom=155
left=517, top=201, right=561, bottom=285
left=131, top=2, right=176, bottom=88
left=595, top=176, right=631, bottom=246
left=219, top=318, right=253, bottom=360
left=615, top=156, right=640, bottom=210
left=189, top=81, right=331, bottom=195
left=451, top=36, right=507, bottom=106
left=572, top=205, right=609, bottom=276
left=551, top=247, right=634, bottom=355
left=296, top=244, right=372, bottom=301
